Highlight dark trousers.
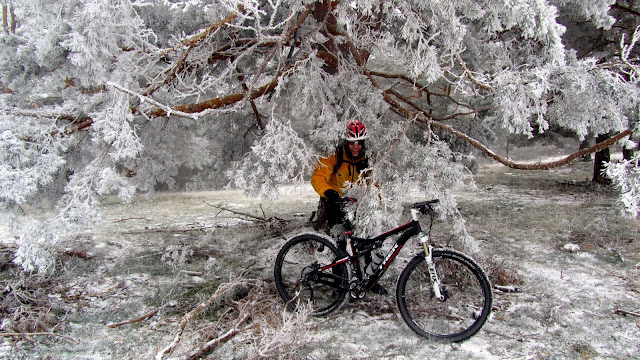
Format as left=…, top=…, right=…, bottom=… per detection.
left=314, top=197, right=371, bottom=265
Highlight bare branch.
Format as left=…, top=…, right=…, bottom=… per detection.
left=144, top=68, right=281, bottom=118
left=0, top=331, right=78, bottom=343
left=107, top=306, right=163, bottom=328
left=155, top=280, right=249, bottom=360
left=615, top=308, right=640, bottom=318
left=185, top=313, right=255, bottom=360
left=203, top=201, right=287, bottom=223
left=107, top=81, right=202, bottom=120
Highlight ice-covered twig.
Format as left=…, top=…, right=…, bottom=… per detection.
left=106, top=81, right=200, bottom=120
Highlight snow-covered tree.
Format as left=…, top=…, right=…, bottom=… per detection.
left=1, top=0, right=639, bottom=272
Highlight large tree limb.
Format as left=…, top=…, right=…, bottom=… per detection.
left=142, top=61, right=300, bottom=118
left=426, top=116, right=632, bottom=170
left=54, top=57, right=302, bottom=137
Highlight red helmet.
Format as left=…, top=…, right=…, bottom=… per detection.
left=345, top=119, right=368, bottom=141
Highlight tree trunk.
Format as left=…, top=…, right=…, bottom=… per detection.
left=622, top=137, right=636, bottom=161
left=593, top=134, right=611, bottom=184
left=579, top=136, right=594, bottom=162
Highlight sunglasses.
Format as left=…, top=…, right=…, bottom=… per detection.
left=347, top=140, right=364, bottom=146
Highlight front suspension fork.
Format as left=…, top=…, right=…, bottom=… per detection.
left=419, top=233, right=445, bottom=301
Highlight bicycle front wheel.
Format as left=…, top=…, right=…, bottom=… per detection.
left=396, top=249, right=492, bottom=342
left=274, top=233, right=351, bottom=316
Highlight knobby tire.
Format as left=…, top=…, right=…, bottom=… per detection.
left=396, top=249, right=492, bottom=342
left=274, top=233, right=351, bottom=316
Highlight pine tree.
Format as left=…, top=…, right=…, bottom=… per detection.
left=1, top=0, right=638, bottom=272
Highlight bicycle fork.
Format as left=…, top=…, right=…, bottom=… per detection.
left=410, top=206, right=445, bottom=302
left=418, top=233, right=445, bottom=301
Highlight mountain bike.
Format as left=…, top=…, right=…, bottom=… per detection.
left=273, top=199, right=492, bottom=343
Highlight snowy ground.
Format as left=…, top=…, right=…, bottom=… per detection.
left=1, top=161, right=639, bottom=359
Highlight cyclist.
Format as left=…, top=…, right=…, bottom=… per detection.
left=311, top=119, right=387, bottom=294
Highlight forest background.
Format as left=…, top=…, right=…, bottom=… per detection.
left=1, top=0, right=640, bottom=358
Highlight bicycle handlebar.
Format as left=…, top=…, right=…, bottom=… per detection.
left=411, top=199, right=439, bottom=208
left=412, top=199, right=439, bottom=215
left=338, top=197, right=438, bottom=215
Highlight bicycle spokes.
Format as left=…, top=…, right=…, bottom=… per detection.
left=396, top=249, right=492, bottom=342
left=274, top=234, right=351, bottom=316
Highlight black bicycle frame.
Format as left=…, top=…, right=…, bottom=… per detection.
left=321, top=219, right=423, bottom=291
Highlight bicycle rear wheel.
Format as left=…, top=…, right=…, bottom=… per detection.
left=274, top=233, right=351, bottom=316
left=396, top=249, right=492, bottom=342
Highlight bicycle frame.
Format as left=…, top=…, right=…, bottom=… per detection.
left=275, top=198, right=491, bottom=341
left=321, top=207, right=430, bottom=295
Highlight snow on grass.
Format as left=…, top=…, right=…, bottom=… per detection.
left=1, top=162, right=639, bottom=359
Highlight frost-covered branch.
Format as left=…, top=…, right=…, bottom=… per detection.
left=606, top=155, right=640, bottom=217
left=619, top=26, right=640, bottom=82
left=156, top=279, right=252, bottom=360
left=453, top=53, right=493, bottom=91
left=107, top=81, right=201, bottom=120
left=427, top=121, right=633, bottom=171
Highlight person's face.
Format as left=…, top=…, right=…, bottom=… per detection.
left=348, top=140, right=362, bottom=157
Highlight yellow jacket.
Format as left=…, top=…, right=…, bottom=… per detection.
left=311, top=146, right=368, bottom=197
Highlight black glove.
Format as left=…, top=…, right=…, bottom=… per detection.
left=324, top=189, right=340, bottom=201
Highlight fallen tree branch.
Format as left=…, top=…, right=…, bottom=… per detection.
left=112, top=217, right=150, bottom=223
left=494, top=285, right=521, bottom=293
left=156, top=279, right=249, bottom=360
left=185, top=313, right=256, bottom=360
left=615, top=308, right=640, bottom=318
left=0, top=331, right=78, bottom=343
left=203, top=201, right=287, bottom=223
left=107, top=306, right=163, bottom=328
